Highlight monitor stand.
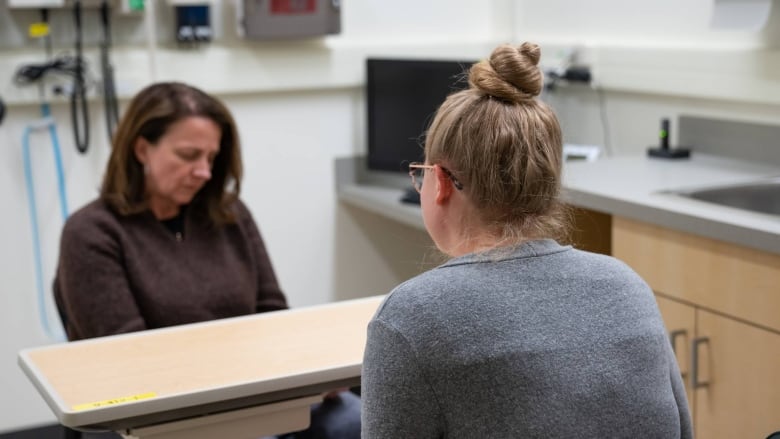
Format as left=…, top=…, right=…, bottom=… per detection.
left=399, top=187, right=421, bottom=205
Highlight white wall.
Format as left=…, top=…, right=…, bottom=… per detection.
left=0, top=0, right=508, bottom=433
left=1, top=0, right=779, bottom=433
left=518, top=0, right=775, bottom=47
left=514, top=0, right=780, bottom=154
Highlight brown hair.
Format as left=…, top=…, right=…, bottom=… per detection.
left=425, top=42, right=569, bottom=243
left=101, top=82, right=242, bottom=226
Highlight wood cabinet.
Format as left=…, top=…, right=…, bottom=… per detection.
left=695, top=309, right=780, bottom=438
left=612, top=216, right=780, bottom=439
left=569, top=207, right=612, bottom=255
left=654, top=295, right=695, bottom=413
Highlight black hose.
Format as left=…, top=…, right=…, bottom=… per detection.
left=100, top=0, right=119, bottom=143
left=72, top=0, right=90, bottom=154
left=41, top=9, right=52, bottom=57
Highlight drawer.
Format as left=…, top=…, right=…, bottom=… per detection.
left=612, top=216, right=780, bottom=332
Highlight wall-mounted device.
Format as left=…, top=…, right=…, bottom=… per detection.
left=237, top=0, right=341, bottom=40
left=168, top=0, right=212, bottom=43
left=177, top=5, right=211, bottom=42
left=545, top=65, right=592, bottom=91
left=121, top=0, right=145, bottom=14
left=543, top=46, right=593, bottom=91
left=7, top=1, right=145, bottom=15
left=7, top=0, right=65, bottom=7
left=7, top=0, right=126, bottom=7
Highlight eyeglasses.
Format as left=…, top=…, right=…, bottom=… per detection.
left=408, top=162, right=464, bottom=193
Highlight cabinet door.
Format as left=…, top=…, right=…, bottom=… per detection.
left=694, top=310, right=780, bottom=439
left=613, top=216, right=780, bottom=333
left=655, top=294, right=696, bottom=414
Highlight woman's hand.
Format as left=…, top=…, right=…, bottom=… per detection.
left=323, top=388, right=348, bottom=400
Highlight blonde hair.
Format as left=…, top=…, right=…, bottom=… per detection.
left=425, top=42, right=569, bottom=244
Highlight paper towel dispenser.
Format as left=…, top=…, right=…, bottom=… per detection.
left=237, top=0, right=341, bottom=40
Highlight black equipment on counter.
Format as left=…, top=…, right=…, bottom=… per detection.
left=647, top=118, right=691, bottom=159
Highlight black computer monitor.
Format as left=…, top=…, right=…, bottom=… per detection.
left=366, top=58, right=474, bottom=173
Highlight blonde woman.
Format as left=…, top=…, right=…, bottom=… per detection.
left=361, top=43, right=692, bottom=438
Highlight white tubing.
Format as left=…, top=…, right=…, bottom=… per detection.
left=26, top=116, right=56, bottom=131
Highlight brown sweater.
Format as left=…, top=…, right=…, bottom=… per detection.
left=54, top=199, right=288, bottom=341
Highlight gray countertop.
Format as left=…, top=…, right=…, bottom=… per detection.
left=562, top=154, right=780, bottom=254
left=336, top=154, right=780, bottom=255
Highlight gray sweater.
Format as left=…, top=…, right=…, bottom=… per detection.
left=362, top=239, right=692, bottom=438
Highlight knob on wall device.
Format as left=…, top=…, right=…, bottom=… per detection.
left=647, top=118, right=691, bottom=159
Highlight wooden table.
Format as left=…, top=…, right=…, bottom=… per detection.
left=18, top=295, right=384, bottom=439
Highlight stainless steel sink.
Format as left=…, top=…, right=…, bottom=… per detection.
left=671, top=178, right=780, bottom=216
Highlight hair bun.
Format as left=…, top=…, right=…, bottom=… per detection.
left=468, top=42, right=543, bottom=103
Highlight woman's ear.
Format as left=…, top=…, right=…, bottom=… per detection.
left=434, top=165, right=453, bottom=205
left=134, top=137, right=149, bottom=165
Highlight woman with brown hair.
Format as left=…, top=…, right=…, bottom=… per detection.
left=54, top=82, right=287, bottom=339
left=54, top=82, right=360, bottom=438
left=361, top=43, right=692, bottom=438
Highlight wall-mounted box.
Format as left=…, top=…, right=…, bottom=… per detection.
left=7, top=0, right=138, bottom=9
left=237, top=0, right=341, bottom=40
left=7, top=0, right=65, bottom=8
left=120, top=0, right=145, bottom=14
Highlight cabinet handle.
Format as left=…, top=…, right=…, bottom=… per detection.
left=691, top=336, right=710, bottom=389
left=669, top=329, right=687, bottom=353
left=669, top=329, right=688, bottom=378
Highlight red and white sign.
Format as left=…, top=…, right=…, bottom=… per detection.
left=271, top=0, right=316, bottom=15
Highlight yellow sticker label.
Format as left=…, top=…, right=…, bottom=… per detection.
left=72, top=392, right=157, bottom=411
left=28, top=23, right=50, bottom=38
